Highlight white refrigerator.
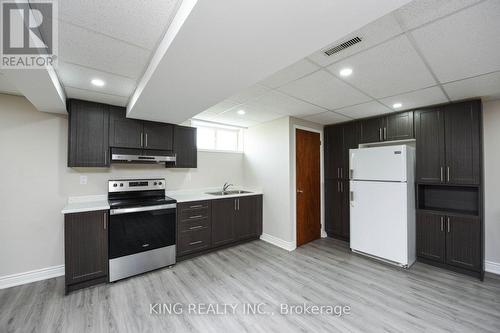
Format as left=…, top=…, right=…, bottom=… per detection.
left=349, top=145, right=416, bottom=267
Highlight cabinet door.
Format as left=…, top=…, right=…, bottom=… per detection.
left=325, top=179, right=343, bottom=237
left=386, top=111, right=414, bottom=141
left=211, top=198, right=236, bottom=247
left=235, top=196, right=262, bottom=240
left=360, top=117, right=383, bottom=143
left=342, top=122, right=360, bottom=178
left=340, top=180, right=350, bottom=238
left=172, top=125, right=197, bottom=168
left=444, top=102, right=481, bottom=185
left=65, top=211, right=108, bottom=286
left=416, top=211, right=445, bottom=263
left=324, top=125, right=343, bottom=179
left=68, top=100, right=110, bottom=167
left=109, top=106, right=143, bottom=149
left=143, top=122, right=174, bottom=150
left=415, top=109, right=446, bottom=183
left=446, top=215, right=481, bottom=271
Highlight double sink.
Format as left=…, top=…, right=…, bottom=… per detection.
left=207, top=190, right=252, bottom=196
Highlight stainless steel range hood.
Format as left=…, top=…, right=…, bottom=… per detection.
left=110, top=147, right=176, bottom=164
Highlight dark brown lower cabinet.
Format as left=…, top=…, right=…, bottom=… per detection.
left=416, top=210, right=482, bottom=278
left=64, top=210, right=108, bottom=294
left=177, top=195, right=263, bottom=259
left=325, top=179, right=350, bottom=240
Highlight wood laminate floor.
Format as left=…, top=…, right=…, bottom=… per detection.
left=1, top=238, right=499, bottom=333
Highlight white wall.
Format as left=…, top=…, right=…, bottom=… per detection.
left=0, top=94, right=245, bottom=277
left=482, top=100, right=500, bottom=272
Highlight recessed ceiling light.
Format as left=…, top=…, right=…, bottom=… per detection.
left=91, top=79, right=105, bottom=87
left=237, top=109, right=246, bottom=115
left=392, top=103, right=402, bottom=109
left=339, top=68, right=353, bottom=77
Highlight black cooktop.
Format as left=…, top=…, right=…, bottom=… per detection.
left=108, top=196, right=176, bottom=209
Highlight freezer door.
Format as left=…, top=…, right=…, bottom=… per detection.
left=350, top=145, right=407, bottom=182
left=349, top=180, right=410, bottom=265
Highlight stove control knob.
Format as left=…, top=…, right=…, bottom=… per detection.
left=113, top=183, right=117, bottom=187
left=158, top=182, right=162, bottom=186
left=154, top=182, right=157, bottom=185
left=120, top=183, right=123, bottom=187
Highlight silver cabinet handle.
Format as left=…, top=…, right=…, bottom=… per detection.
left=189, top=241, right=203, bottom=246
left=440, top=167, right=444, bottom=182
left=140, top=132, right=144, bottom=147
left=340, top=182, right=343, bottom=193
left=104, top=149, right=107, bottom=164
left=337, top=182, right=340, bottom=192
left=103, top=213, right=107, bottom=230
left=447, top=167, right=450, bottom=183
left=379, top=128, right=382, bottom=141
left=340, top=168, right=343, bottom=178
left=337, top=168, right=340, bottom=178
left=145, top=133, right=148, bottom=147
left=440, top=216, right=444, bottom=232
left=189, top=225, right=204, bottom=230
left=142, top=243, right=150, bottom=248
left=447, top=217, right=450, bottom=233
left=234, top=199, right=237, bottom=210
left=189, top=204, right=203, bottom=209
left=237, top=199, right=240, bottom=210
left=189, top=215, right=203, bottom=219
left=384, top=127, right=387, bottom=141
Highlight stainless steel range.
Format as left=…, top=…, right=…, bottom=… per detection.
left=108, top=178, right=176, bottom=282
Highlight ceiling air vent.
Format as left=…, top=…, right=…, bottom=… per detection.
left=323, top=36, right=362, bottom=56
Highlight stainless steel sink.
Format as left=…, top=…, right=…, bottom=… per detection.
left=206, top=190, right=252, bottom=196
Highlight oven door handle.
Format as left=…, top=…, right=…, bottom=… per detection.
left=110, top=204, right=176, bottom=215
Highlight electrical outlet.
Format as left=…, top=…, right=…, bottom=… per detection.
left=80, top=175, right=88, bottom=185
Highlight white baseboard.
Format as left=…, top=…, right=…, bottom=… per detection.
left=485, top=260, right=500, bottom=275
left=0, top=265, right=64, bottom=290
left=260, top=233, right=296, bottom=251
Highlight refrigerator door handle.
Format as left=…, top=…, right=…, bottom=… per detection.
left=350, top=191, right=354, bottom=202
left=350, top=169, right=353, bottom=179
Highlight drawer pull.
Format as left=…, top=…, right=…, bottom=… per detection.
left=189, top=204, right=204, bottom=209
left=189, top=225, right=204, bottom=230
left=189, top=215, right=203, bottom=219
left=189, top=240, right=203, bottom=246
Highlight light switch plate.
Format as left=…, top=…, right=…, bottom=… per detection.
left=80, top=175, right=88, bottom=185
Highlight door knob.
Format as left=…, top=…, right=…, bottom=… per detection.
left=297, top=189, right=304, bottom=193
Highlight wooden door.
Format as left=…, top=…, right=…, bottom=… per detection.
left=446, top=215, right=481, bottom=271
left=142, top=122, right=174, bottom=150
left=211, top=198, right=236, bottom=247
left=360, top=117, right=383, bottom=143
left=342, top=122, right=359, bottom=178
left=444, top=102, right=481, bottom=185
left=325, top=125, right=343, bottom=179
left=64, top=211, right=108, bottom=286
left=415, top=108, right=446, bottom=183
left=296, top=129, right=321, bottom=246
left=416, top=211, right=445, bottom=263
left=386, top=111, right=414, bottom=141
left=235, top=196, right=259, bottom=240
left=68, top=100, right=110, bottom=167
left=172, top=125, right=197, bottom=168
left=108, top=106, right=144, bottom=149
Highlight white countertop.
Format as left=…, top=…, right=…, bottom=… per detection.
left=166, top=187, right=263, bottom=203
left=61, top=195, right=110, bottom=214
left=61, top=187, right=263, bottom=213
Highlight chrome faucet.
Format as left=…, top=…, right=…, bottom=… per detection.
left=222, top=182, right=233, bottom=193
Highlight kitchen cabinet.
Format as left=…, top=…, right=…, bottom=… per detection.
left=172, top=125, right=197, bottom=168
left=211, top=198, right=236, bottom=247
left=416, top=210, right=482, bottom=277
left=142, top=121, right=173, bottom=150
left=109, top=106, right=143, bottom=149
left=67, top=99, right=110, bottom=167
left=177, top=201, right=212, bottom=256
left=64, top=210, right=108, bottom=294
left=386, top=111, right=414, bottom=141
left=325, top=179, right=349, bottom=240
left=360, top=116, right=384, bottom=143
left=415, top=101, right=481, bottom=185
left=324, top=122, right=359, bottom=179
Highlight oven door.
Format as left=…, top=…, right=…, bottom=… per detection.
left=109, top=204, right=176, bottom=259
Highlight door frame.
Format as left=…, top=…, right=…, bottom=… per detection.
left=292, top=125, right=325, bottom=249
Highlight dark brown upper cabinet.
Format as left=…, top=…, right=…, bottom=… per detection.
left=68, top=99, right=110, bottom=167
left=64, top=210, right=108, bottom=293
left=360, top=111, right=414, bottom=143
left=415, top=101, right=480, bottom=185
left=172, top=125, right=197, bottom=168
left=324, top=122, right=359, bottom=179
left=109, top=106, right=143, bottom=149
left=142, top=121, right=173, bottom=150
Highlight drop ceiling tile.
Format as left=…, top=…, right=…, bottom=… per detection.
left=308, top=14, right=403, bottom=67
left=336, top=101, right=392, bottom=119
left=302, top=111, right=351, bottom=125
left=278, top=70, right=370, bottom=110
left=247, top=90, right=326, bottom=117
left=395, top=0, right=482, bottom=30
left=58, top=22, right=151, bottom=79
left=0, top=74, right=20, bottom=95
left=443, top=72, right=500, bottom=101
left=260, top=59, right=320, bottom=88
left=201, top=100, right=240, bottom=116
left=219, top=106, right=283, bottom=124
left=379, top=86, right=448, bottom=110
left=65, top=87, right=129, bottom=107
left=411, top=0, right=500, bottom=83
left=328, top=35, right=436, bottom=98
left=228, top=84, right=269, bottom=104
left=59, top=0, right=181, bottom=50
left=57, top=62, right=136, bottom=98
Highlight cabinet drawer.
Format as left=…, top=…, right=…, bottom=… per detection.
left=178, top=217, right=210, bottom=232
left=178, top=228, right=211, bottom=255
left=179, top=209, right=209, bottom=222
left=179, top=201, right=210, bottom=212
